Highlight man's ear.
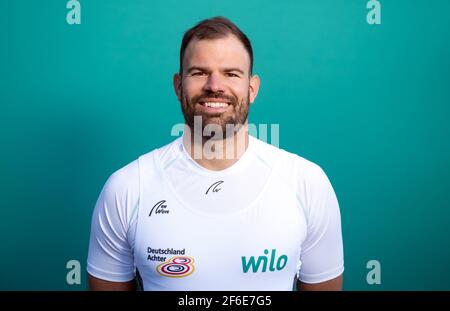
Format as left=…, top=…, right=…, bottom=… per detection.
left=173, top=73, right=182, bottom=101
left=249, top=74, right=260, bottom=104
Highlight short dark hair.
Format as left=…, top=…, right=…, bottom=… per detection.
left=179, top=16, right=254, bottom=75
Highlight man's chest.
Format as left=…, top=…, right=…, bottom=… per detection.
left=133, top=185, right=307, bottom=290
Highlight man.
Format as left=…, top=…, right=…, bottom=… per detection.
left=87, top=16, right=344, bottom=291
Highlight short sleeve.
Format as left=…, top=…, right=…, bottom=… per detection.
left=87, top=161, right=140, bottom=282
left=297, top=162, right=344, bottom=284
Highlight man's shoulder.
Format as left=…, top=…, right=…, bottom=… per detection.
left=252, top=137, right=330, bottom=187
left=137, top=137, right=182, bottom=164
left=252, top=136, right=322, bottom=172
left=102, top=159, right=140, bottom=196
left=106, top=137, right=181, bottom=188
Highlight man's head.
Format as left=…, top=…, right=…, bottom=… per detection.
left=173, top=16, right=260, bottom=138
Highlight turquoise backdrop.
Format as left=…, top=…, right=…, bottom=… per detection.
left=1, top=0, right=449, bottom=290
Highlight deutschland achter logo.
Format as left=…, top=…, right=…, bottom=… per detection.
left=156, top=256, right=195, bottom=278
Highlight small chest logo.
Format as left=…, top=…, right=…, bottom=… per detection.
left=157, top=256, right=195, bottom=278
left=149, top=200, right=170, bottom=217
left=205, top=180, right=224, bottom=195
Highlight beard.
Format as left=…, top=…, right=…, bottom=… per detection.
left=180, top=89, right=250, bottom=140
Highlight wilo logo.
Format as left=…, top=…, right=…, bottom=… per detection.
left=241, top=249, right=288, bottom=273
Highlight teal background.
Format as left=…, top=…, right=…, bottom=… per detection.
left=1, top=0, right=449, bottom=290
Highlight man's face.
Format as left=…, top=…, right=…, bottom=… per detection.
left=174, top=34, right=260, bottom=137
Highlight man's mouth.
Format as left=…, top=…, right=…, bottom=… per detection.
left=199, top=101, right=230, bottom=108
left=197, top=99, right=231, bottom=114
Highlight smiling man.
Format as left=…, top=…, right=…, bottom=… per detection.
left=87, top=16, right=344, bottom=291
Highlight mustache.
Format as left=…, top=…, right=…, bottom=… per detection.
left=190, top=92, right=238, bottom=106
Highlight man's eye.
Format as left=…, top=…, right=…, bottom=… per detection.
left=192, top=72, right=205, bottom=76
left=226, top=73, right=239, bottom=77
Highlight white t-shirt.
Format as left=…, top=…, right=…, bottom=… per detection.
left=87, top=135, right=344, bottom=290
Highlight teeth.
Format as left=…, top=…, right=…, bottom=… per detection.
left=203, top=102, right=228, bottom=108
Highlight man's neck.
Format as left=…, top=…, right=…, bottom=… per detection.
left=183, top=125, right=249, bottom=171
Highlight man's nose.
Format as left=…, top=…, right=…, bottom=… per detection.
left=203, top=73, right=225, bottom=93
